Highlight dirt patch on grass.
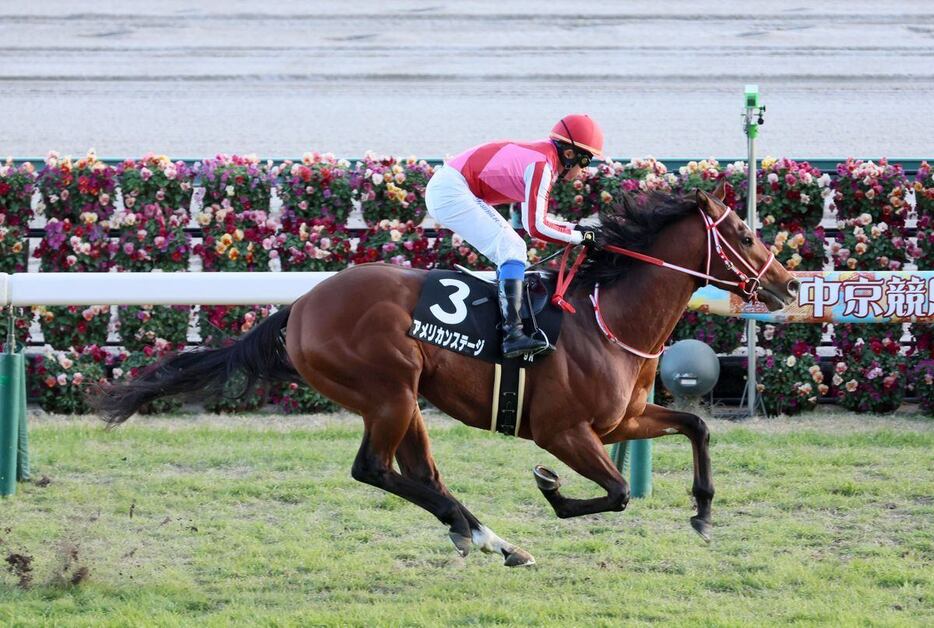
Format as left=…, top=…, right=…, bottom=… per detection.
left=5, top=552, right=34, bottom=588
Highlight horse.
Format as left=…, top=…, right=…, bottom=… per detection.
left=95, top=181, right=798, bottom=567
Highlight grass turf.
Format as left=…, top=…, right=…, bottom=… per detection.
left=1, top=410, right=932, bottom=626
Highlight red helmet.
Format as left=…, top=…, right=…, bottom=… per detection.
left=549, top=114, right=605, bottom=158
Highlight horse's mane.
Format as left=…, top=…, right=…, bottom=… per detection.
left=573, top=192, right=700, bottom=290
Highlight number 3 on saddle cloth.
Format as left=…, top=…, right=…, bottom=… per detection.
left=407, top=269, right=564, bottom=437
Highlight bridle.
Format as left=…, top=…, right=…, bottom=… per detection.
left=554, top=203, right=777, bottom=359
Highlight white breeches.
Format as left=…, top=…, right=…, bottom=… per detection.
left=426, top=165, right=527, bottom=267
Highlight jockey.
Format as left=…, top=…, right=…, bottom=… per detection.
left=426, top=114, right=604, bottom=359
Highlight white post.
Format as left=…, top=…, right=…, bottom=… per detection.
left=743, top=85, right=763, bottom=417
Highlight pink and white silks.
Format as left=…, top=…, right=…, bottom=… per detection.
left=425, top=140, right=584, bottom=267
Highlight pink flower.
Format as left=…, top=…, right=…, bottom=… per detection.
left=72, top=372, right=84, bottom=385
left=866, top=367, right=883, bottom=380
left=56, top=373, right=68, bottom=386
left=140, top=167, right=153, bottom=181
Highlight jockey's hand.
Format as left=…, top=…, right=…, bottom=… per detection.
left=574, top=225, right=603, bottom=250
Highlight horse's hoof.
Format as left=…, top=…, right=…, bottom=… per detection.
left=449, top=532, right=472, bottom=557
left=503, top=547, right=536, bottom=567
left=690, top=516, right=712, bottom=543
left=533, top=465, right=561, bottom=492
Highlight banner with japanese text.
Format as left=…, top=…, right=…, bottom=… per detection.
left=688, top=271, right=934, bottom=323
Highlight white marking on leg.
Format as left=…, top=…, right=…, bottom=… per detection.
left=663, top=427, right=679, bottom=434
left=472, top=525, right=514, bottom=555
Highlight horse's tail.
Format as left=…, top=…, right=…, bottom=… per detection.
left=94, top=306, right=299, bottom=426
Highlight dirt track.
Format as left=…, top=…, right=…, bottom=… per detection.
left=1, top=1, right=932, bottom=158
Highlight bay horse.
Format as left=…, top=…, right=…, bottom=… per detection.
left=95, top=182, right=798, bottom=567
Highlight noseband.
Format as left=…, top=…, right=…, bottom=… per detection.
left=584, top=206, right=777, bottom=358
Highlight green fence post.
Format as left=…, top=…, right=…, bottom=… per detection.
left=0, top=351, right=26, bottom=497
left=16, top=351, right=29, bottom=482
left=610, top=387, right=654, bottom=498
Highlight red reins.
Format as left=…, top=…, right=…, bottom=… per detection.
left=550, top=206, right=778, bottom=357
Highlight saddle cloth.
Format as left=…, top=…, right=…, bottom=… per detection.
left=407, top=269, right=564, bottom=365
left=408, top=268, right=565, bottom=436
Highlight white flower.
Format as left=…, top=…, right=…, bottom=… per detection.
left=767, top=173, right=778, bottom=184
left=389, top=229, right=402, bottom=242
left=225, top=185, right=235, bottom=197
left=785, top=355, right=797, bottom=367
left=818, top=173, right=830, bottom=188
left=800, top=193, right=810, bottom=205
left=372, top=173, right=383, bottom=185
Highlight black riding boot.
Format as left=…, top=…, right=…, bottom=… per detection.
left=499, top=279, right=550, bottom=359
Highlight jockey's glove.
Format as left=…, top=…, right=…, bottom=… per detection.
left=574, top=225, right=603, bottom=250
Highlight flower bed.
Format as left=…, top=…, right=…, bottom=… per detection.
left=116, top=154, right=194, bottom=215
left=831, top=323, right=907, bottom=413
left=36, top=305, right=111, bottom=350
left=113, top=208, right=191, bottom=272
left=757, top=157, right=830, bottom=229
left=0, top=160, right=37, bottom=228
left=757, top=351, right=825, bottom=416
left=37, top=150, right=116, bottom=223
left=117, top=305, right=190, bottom=352
left=353, top=219, right=436, bottom=268
left=29, top=345, right=112, bottom=414
left=433, top=229, right=493, bottom=271
left=276, top=154, right=355, bottom=227
left=831, top=158, right=910, bottom=227
left=197, top=154, right=273, bottom=214
left=353, top=153, right=433, bottom=225
left=274, top=219, right=353, bottom=272
left=831, top=343, right=906, bottom=414
left=549, top=169, right=592, bottom=221
left=830, top=217, right=912, bottom=271
left=194, top=205, right=278, bottom=272
left=269, top=381, right=339, bottom=414
left=672, top=158, right=747, bottom=212
left=670, top=309, right=745, bottom=355
left=0, top=221, right=28, bottom=273
left=764, top=227, right=827, bottom=271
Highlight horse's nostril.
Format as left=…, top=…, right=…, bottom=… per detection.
left=788, top=279, right=801, bottom=295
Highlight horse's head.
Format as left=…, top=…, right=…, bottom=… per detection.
left=695, top=181, right=799, bottom=311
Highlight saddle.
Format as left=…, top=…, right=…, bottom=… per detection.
left=407, top=269, right=564, bottom=365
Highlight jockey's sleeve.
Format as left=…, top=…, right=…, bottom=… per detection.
left=521, top=162, right=584, bottom=245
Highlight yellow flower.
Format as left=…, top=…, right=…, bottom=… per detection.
left=234, top=229, right=244, bottom=242
left=215, top=242, right=228, bottom=255
left=600, top=190, right=613, bottom=203
left=761, top=156, right=777, bottom=170
left=220, top=233, right=233, bottom=246
left=12, top=241, right=23, bottom=253
left=228, top=248, right=240, bottom=260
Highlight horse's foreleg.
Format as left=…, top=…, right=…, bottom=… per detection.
left=609, top=404, right=715, bottom=541
left=394, top=412, right=534, bottom=566
left=352, top=402, right=473, bottom=556
left=532, top=423, right=631, bottom=518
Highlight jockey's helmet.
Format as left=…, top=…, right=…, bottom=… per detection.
left=550, top=114, right=605, bottom=168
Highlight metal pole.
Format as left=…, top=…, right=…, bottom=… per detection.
left=743, top=85, right=763, bottom=418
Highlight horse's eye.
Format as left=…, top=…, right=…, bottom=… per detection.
left=742, top=236, right=754, bottom=246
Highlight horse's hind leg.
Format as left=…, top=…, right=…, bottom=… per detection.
left=394, top=410, right=535, bottom=567
left=351, top=400, right=475, bottom=557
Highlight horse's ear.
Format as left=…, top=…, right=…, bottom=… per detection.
left=713, top=179, right=727, bottom=201
left=696, top=187, right=727, bottom=220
